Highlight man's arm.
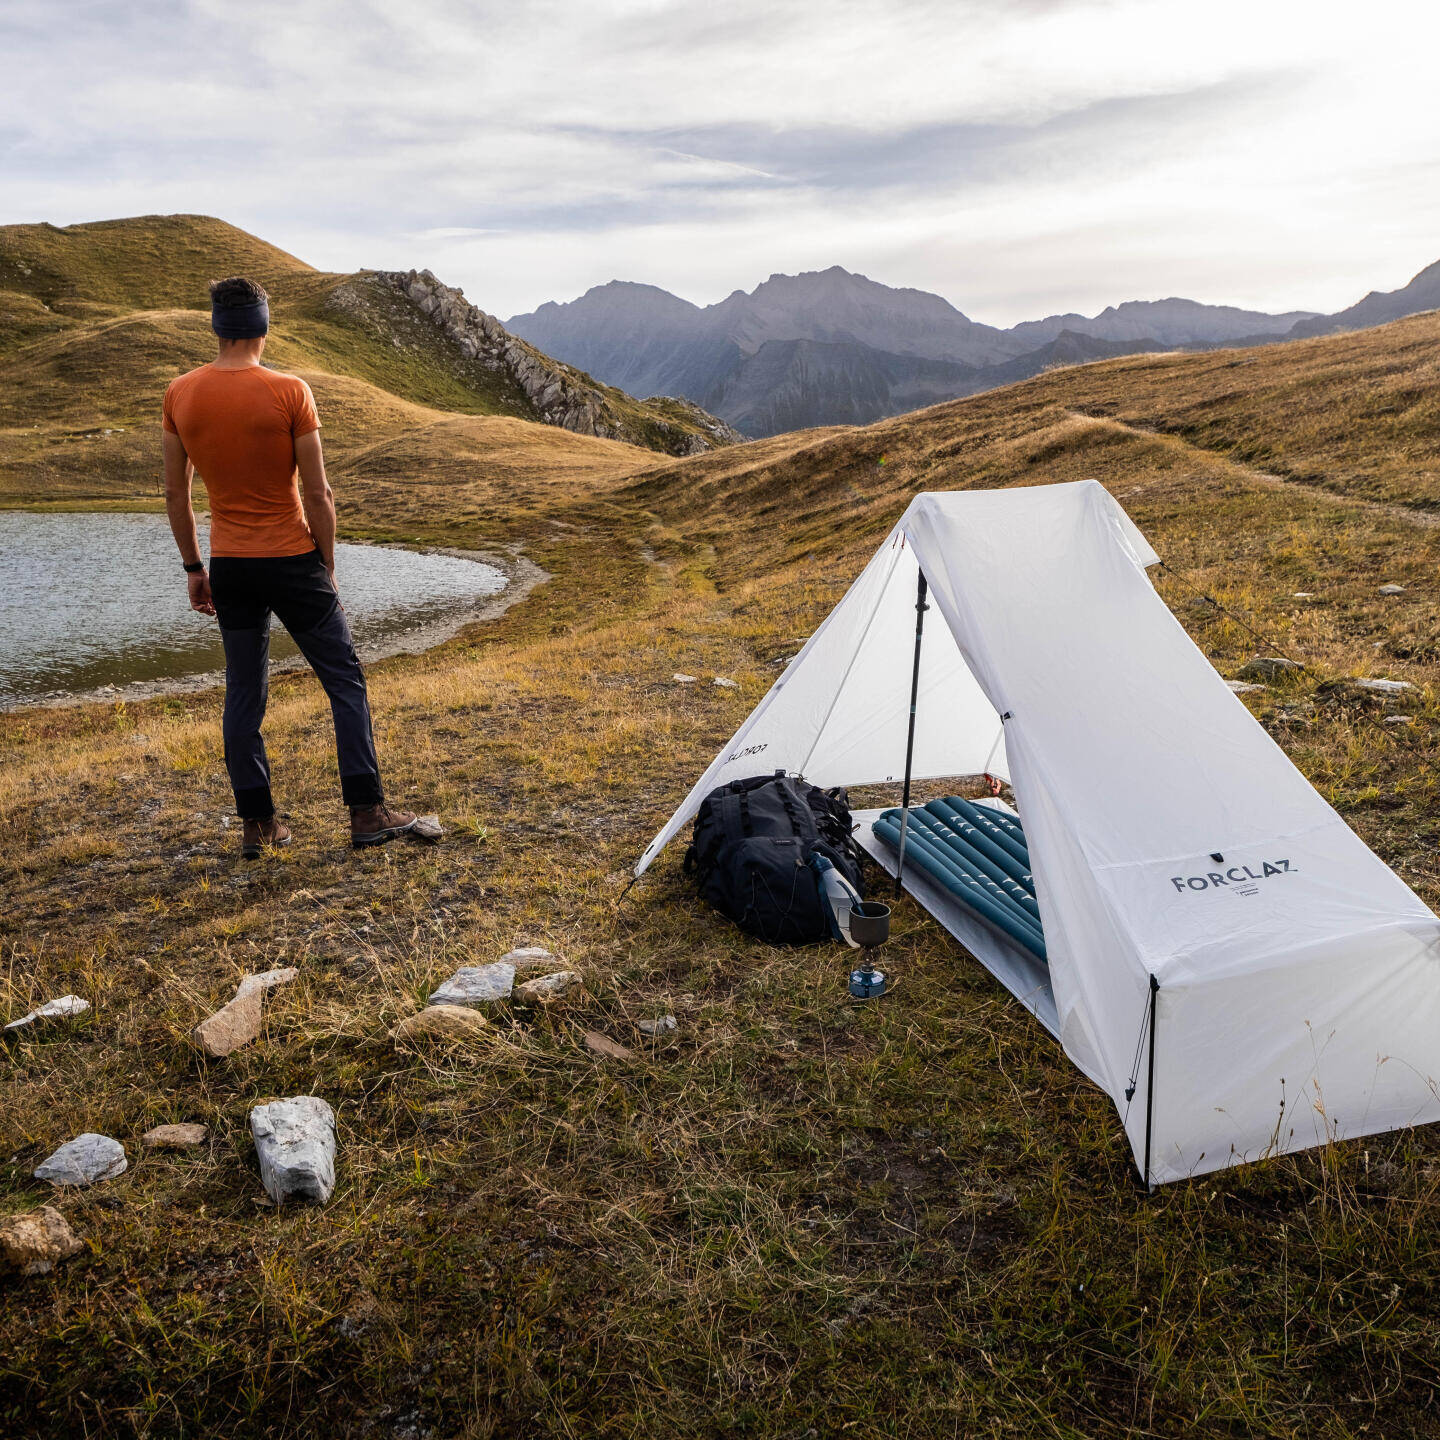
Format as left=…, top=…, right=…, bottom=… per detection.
left=295, top=429, right=337, bottom=578
left=163, top=428, right=213, bottom=616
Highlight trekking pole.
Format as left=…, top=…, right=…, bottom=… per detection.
left=894, top=570, right=929, bottom=897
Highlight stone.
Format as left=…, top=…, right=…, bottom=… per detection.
left=672, top=673, right=698, bottom=684
left=637, top=1014, right=678, bottom=1037
left=34, top=1134, right=127, bottom=1187
left=249, top=1097, right=337, bottom=1206
left=713, top=676, right=739, bottom=688
left=412, top=814, right=444, bottom=840
left=337, top=1291, right=379, bottom=1339
left=0, top=1206, right=84, bottom=1276
left=514, top=971, right=581, bottom=1005
left=1292, top=592, right=1316, bottom=600
left=1385, top=715, right=1415, bottom=725
left=1235, top=656, right=1302, bottom=682
left=1226, top=680, right=1265, bottom=694
left=392, top=1005, right=489, bottom=1045
left=1354, top=678, right=1415, bottom=695
left=429, top=962, right=514, bottom=1007
left=142, top=1123, right=208, bottom=1150
left=192, top=987, right=263, bottom=1057
left=193, top=968, right=298, bottom=1057
left=501, top=946, right=558, bottom=972
left=5, top=994, right=89, bottom=1031
left=235, top=967, right=299, bottom=999
left=584, top=1030, right=634, bottom=1060
left=1379, top=583, right=1406, bottom=595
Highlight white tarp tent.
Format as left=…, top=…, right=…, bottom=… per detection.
left=637, top=480, right=1440, bottom=1184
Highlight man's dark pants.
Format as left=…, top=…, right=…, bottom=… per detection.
left=209, top=550, right=384, bottom=820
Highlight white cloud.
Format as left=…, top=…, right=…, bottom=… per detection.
left=1, top=0, right=1438, bottom=320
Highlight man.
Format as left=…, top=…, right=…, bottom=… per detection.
left=163, top=275, right=431, bottom=858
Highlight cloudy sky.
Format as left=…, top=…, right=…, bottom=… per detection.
left=4, top=0, right=1438, bottom=323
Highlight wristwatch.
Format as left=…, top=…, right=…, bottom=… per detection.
left=183, top=560, right=205, bottom=574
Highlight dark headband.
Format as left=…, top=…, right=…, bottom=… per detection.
left=211, top=298, right=269, bottom=339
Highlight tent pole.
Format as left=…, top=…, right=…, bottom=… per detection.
left=893, top=570, right=929, bottom=898
left=1143, top=973, right=1159, bottom=1192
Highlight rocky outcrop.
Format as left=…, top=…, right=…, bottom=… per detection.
left=372, top=270, right=741, bottom=456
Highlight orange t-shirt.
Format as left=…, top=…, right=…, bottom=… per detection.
left=162, top=364, right=321, bottom=558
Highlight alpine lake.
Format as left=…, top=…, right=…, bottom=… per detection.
left=0, top=511, right=509, bottom=709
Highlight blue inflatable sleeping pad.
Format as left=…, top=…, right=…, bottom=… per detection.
left=873, top=796, right=1047, bottom=962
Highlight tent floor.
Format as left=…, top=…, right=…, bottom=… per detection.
left=852, top=807, right=1060, bottom=1038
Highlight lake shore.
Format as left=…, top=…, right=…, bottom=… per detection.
left=1, top=542, right=548, bottom=713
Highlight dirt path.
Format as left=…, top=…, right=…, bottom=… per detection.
left=1070, top=409, right=1440, bottom=531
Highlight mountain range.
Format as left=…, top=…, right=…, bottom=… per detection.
left=508, top=260, right=1440, bottom=436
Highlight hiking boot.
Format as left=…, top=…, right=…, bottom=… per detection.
left=350, top=803, right=431, bottom=849
left=241, top=816, right=292, bottom=860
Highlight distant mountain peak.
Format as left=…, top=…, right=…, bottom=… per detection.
left=1289, top=256, right=1440, bottom=339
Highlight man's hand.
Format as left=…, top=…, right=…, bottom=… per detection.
left=188, top=568, right=215, bottom=616
left=296, top=430, right=339, bottom=593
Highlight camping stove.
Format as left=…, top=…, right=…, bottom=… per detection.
left=847, top=901, right=891, bottom=998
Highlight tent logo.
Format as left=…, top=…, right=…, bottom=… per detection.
left=724, top=742, right=768, bottom=765
left=1170, top=859, right=1295, bottom=896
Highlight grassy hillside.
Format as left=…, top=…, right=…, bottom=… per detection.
left=3, top=301, right=1440, bottom=1437
left=0, top=216, right=734, bottom=481
left=0, top=214, right=315, bottom=319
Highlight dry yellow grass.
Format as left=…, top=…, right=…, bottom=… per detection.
left=3, top=277, right=1440, bottom=1436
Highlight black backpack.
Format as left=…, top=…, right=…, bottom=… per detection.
left=684, top=773, right=866, bottom=944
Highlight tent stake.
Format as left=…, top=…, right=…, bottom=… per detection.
left=894, top=571, right=929, bottom=897
left=1143, top=973, right=1159, bottom=1192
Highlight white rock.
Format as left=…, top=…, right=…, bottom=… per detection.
left=0, top=1206, right=84, bottom=1276
left=672, top=673, right=698, bottom=684
left=250, top=1097, right=336, bottom=1206
left=1292, top=592, right=1315, bottom=599
left=34, top=1134, right=127, bottom=1187
left=584, top=1030, right=634, bottom=1060
left=193, top=968, right=298, bottom=1058
left=1354, top=678, right=1415, bottom=694
left=1226, top=680, right=1265, bottom=694
left=1385, top=715, right=1415, bottom=725
left=500, top=946, right=556, bottom=970
left=429, top=962, right=515, bottom=1007
left=142, top=1123, right=208, bottom=1149
left=637, top=1015, right=678, bottom=1036
left=412, top=814, right=444, bottom=840
left=392, top=1006, right=489, bottom=1046
left=1379, top=584, right=1406, bottom=596
left=713, top=676, right=739, bottom=688
left=5, top=995, right=90, bottom=1031
left=235, top=967, right=299, bottom=999
left=514, top=970, right=581, bottom=1004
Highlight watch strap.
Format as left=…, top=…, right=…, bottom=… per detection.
left=183, top=560, right=205, bottom=574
